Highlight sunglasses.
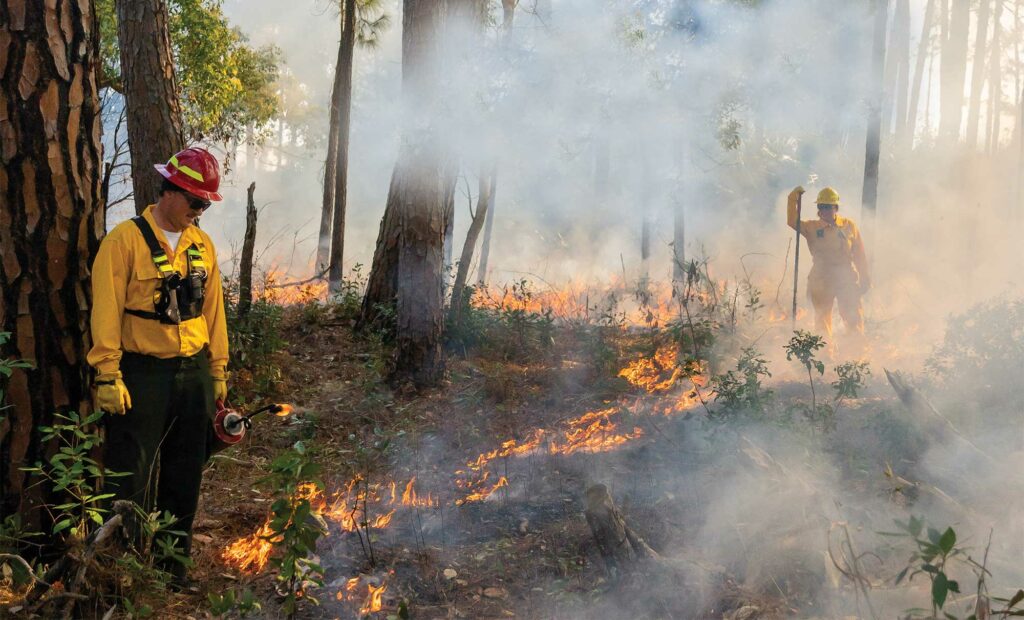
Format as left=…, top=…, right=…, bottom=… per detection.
left=185, top=194, right=212, bottom=212
left=817, top=204, right=838, bottom=211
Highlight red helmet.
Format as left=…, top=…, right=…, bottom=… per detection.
left=153, top=147, right=223, bottom=201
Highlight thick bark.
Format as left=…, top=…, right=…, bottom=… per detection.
left=939, top=0, right=970, bottom=141
left=862, top=0, right=889, bottom=219
left=362, top=0, right=455, bottom=387
left=906, top=0, right=935, bottom=149
left=0, top=0, right=105, bottom=526
left=328, top=0, right=357, bottom=294
left=965, top=0, right=992, bottom=149
left=450, top=169, right=494, bottom=329
left=238, top=183, right=257, bottom=318
left=114, top=0, right=184, bottom=213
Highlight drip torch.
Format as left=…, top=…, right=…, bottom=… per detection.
left=212, top=401, right=292, bottom=452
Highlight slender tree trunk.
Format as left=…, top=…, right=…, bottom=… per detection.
left=672, top=139, right=687, bottom=293
left=114, top=0, right=184, bottom=213
left=863, top=0, right=889, bottom=220
left=476, top=181, right=496, bottom=286
left=986, top=0, right=1003, bottom=153
left=0, top=0, right=105, bottom=528
left=473, top=0, right=514, bottom=287
left=906, top=0, right=936, bottom=149
left=966, top=0, right=992, bottom=149
left=450, top=168, right=494, bottom=329
left=328, top=0, right=357, bottom=293
left=238, top=183, right=258, bottom=318
left=940, top=0, right=970, bottom=141
left=317, top=7, right=346, bottom=274
left=891, top=0, right=911, bottom=141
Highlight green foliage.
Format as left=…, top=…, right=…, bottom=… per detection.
left=224, top=279, right=286, bottom=399
left=262, top=441, right=327, bottom=617
left=97, top=0, right=280, bottom=144
left=208, top=587, right=262, bottom=618
left=925, top=297, right=1024, bottom=405
left=711, top=346, right=773, bottom=415
left=832, top=360, right=870, bottom=402
left=884, top=517, right=963, bottom=617
left=0, top=331, right=34, bottom=426
left=784, top=331, right=826, bottom=376
left=21, top=411, right=126, bottom=541
left=447, top=280, right=555, bottom=362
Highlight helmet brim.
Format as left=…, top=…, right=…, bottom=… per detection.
left=153, top=163, right=224, bottom=202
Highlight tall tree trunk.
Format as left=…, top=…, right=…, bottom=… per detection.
left=863, top=0, right=889, bottom=220
left=114, top=0, right=184, bottom=213
left=473, top=0, right=514, bottom=287
left=328, top=0, right=357, bottom=293
left=0, top=0, right=105, bottom=528
left=906, top=0, right=936, bottom=149
left=317, top=7, right=346, bottom=274
left=671, top=139, right=687, bottom=294
left=939, top=0, right=970, bottom=141
left=450, top=168, right=494, bottom=329
left=362, top=0, right=456, bottom=387
left=891, top=0, right=911, bottom=141
left=965, top=0, right=992, bottom=149
left=986, top=0, right=1003, bottom=153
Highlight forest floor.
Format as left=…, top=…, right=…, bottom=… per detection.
left=40, top=282, right=1019, bottom=620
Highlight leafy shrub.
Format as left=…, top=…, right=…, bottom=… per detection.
left=711, top=346, right=773, bottom=416
left=447, top=280, right=555, bottom=362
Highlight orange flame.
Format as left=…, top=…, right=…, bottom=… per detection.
left=275, top=403, right=294, bottom=417
left=455, top=476, right=508, bottom=506
left=360, top=583, right=387, bottom=615
left=221, top=521, right=276, bottom=573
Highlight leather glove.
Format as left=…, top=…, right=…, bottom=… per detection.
left=788, top=185, right=805, bottom=201
left=213, top=378, right=228, bottom=403
left=95, top=372, right=132, bottom=415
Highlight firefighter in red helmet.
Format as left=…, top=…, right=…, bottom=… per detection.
left=88, top=147, right=229, bottom=588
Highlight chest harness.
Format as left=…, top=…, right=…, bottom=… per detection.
left=124, top=216, right=208, bottom=325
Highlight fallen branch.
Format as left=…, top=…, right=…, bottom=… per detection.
left=264, top=267, right=330, bottom=290
left=884, top=369, right=993, bottom=464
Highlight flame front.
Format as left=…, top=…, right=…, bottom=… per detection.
left=360, top=583, right=387, bottom=615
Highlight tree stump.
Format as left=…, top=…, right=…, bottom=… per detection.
left=584, top=484, right=658, bottom=579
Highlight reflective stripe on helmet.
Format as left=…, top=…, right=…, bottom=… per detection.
left=168, top=155, right=206, bottom=182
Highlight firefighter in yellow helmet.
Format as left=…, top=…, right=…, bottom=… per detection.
left=787, top=186, right=870, bottom=340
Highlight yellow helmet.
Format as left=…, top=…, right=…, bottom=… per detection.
left=816, top=187, right=840, bottom=206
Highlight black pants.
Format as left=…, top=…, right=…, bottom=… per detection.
left=103, top=350, right=214, bottom=576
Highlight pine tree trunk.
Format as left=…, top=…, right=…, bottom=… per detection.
left=906, top=0, right=936, bottom=149
left=328, top=0, right=357, bottom=293
left=0, top=0, right=105, bottom=527
left=940, top=0, right=970, bottom=141
left=317, top=7, right=345, bottom=274
left=362, top=0, right=454, bottom=388
left=672, top=140, right=687, bottom=293
left=965, top=0, right=992, bottom=150
left=114, top=0, right=184, bottom=213
left=863, top=0, right=889, bottom=219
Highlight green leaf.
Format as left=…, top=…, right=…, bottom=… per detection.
left=52, top=519, right=73, bottom=535
left=1008, top=589, right=1024, bottom=608
left=932, top=572, right=949, bottom=609
left=895, top=566, right=910, bottom=585
left=939, top=527, right=956, bottom=554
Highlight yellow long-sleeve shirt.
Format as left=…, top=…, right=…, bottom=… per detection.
left=87, top=205, right=228, bottom=378
left=786, top=193, right=869, bottom=276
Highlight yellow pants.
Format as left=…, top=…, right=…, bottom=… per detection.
left=807, top=264, right=864, bottom=340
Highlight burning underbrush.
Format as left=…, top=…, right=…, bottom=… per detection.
left=190, top=279, right=1024, bottom=619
